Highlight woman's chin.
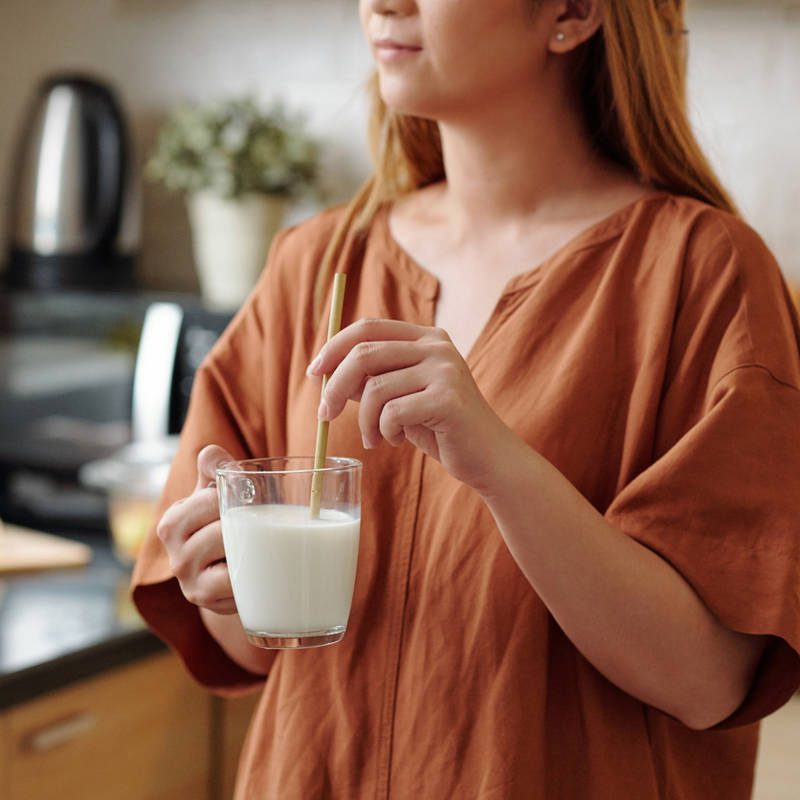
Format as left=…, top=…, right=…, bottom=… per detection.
left=376, top=78, right=436, bottom=118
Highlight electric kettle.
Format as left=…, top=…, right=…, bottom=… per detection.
left=5, top=73, right=139, bottom=290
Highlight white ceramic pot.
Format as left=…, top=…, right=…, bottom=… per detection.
left=186, top=190, right=287, bottom=311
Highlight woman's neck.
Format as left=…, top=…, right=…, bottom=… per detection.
left=434, top=79, right=642, bottom=238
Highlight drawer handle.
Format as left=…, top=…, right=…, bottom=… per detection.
left=26, top=712, right=98, bottom=752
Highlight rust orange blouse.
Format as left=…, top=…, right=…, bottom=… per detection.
left=133, top=193, right=800, bottom=799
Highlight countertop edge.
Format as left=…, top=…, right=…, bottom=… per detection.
left=0, top=627, right=166, bottom=711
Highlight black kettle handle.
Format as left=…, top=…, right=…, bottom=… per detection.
left=82, top=79, right=126, bottom=251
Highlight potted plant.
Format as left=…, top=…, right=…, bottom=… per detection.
left=147, top=96, right=319, bottom=309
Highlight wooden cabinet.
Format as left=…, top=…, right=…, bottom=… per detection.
left=1, top=652, right=211, bottom=800
left=211, top=692, right=261, bottom=800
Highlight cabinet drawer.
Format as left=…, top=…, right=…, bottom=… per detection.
left=3, top=651, right=210, bottom=800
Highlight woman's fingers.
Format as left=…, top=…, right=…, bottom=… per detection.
left=160, top=511, right=236, bottom=613
left=305, top=318, right=470, bottom=451
left=155, top=443, right=237, bottom=613
left=308, top=319, right=440, bottom=380
left=315, top=329, right=453, bottom=420
left=322, top=339, right=426, bottom=420
left=358, top=366, right=428, bottom=447
left=171, top=520, right=235, bottom=611
left=194, top=444, right=235, bottom=491
left=168, top=517, right=226, bottom=581
left=398, top=423, right=440, bottom=460
left=157, top=486, right=219, bottom=547
left=316, top=318, right=431, bottom=366
left=194, top=565, right=237, bottom=615
left=376, top=385, right=446, bottom=448
left=303, top=317, right=506, bottom=491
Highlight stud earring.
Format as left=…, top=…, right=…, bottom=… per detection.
left=555, top=32, right=566, bottom=41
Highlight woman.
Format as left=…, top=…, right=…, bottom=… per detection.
left=134, top=1, right=800, bottom=797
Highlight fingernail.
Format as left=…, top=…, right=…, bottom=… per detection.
left=361, top=434, right=371, bottom=450
left=306, top=355, right=322, bottom=376
left=318, top=399, right=329, bottom=420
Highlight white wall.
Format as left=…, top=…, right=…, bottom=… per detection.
left=0, top=0, right=374, bottom=291
left=687, top=1, right=800, bottom=282
left=0, top=0, right=798, bottom=292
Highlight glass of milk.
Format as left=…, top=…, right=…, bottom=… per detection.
left=216, top=456, right=361, bottom=649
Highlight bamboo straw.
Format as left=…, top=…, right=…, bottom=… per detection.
left=309, top=273, right=347, bottom=518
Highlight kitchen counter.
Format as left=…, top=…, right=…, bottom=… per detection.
left=0, top=530, right=164, bottom=711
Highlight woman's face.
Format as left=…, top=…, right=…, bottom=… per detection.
left=359, top=0, right=555, bottom=121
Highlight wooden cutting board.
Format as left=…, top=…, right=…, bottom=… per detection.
left=0, top=523, right=92, bottom=575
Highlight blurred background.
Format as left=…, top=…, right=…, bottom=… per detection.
left=0, top=0, right=373, bottom=294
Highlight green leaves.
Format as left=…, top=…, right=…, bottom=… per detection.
left=146, top=97, right=319, bottom=199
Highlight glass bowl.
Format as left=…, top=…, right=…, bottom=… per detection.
left=79, top=437, right=178, bottom=564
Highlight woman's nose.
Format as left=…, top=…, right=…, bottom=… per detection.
left=365, top=0, right=415, bottom=16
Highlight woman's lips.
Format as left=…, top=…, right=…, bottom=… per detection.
left=373, top=39, right=422, bottom=61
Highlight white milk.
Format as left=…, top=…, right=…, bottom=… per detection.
left=221, top=503, right=360, bottom=635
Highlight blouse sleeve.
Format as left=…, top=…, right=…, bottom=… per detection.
left=605, top=366, right=800, bottom=727
left=605, top=213, right=800, bottom=727
left=130, top=225, right=300, bottom=695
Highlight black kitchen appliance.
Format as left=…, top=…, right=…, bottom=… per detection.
left=0, top=293, right=232, bottom=532
left=5, top=73, right=139, bottom=290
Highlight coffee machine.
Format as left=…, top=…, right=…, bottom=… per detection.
left=5, top=73, right=139, bottom=290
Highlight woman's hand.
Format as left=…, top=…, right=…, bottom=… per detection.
left=157, top=444, right=275, bottom=675
left=307, top=319, right=768, bottom=728
left=307, top=318, right=513, bottom=494
left=156, top=444, right=237, bottom=615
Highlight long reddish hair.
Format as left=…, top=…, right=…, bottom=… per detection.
left=313, top=0, right=736, bottom=318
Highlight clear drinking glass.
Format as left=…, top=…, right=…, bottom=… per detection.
left=216, top=456, right=361, bottom=649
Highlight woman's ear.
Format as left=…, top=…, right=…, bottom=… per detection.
left=548, top=0, right=603, bottom=53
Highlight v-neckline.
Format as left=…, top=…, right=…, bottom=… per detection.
left=378, top=192, right=671, bottom=362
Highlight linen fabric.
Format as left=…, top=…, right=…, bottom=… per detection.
left=132, top=193, right=800, bottom=799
